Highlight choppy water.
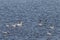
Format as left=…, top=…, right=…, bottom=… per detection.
left=0, top=0, right=60, bottom=40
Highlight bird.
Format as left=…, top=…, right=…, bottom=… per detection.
left=50, top=26, right=54, bottom=29
left=12, top=24, right=16, bottom=28
left=38, top=23, right=43, bottom=26
left=16, top=21, right=22, bottom=27
left=47, top=32, right=52, bottom=36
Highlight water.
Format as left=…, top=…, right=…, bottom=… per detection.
left=0, top=0, right=60, bottom=40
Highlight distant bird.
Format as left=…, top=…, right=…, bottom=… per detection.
left=3, top=32, right=8, bottom=34
left=50, top=26, right=54, bottom=29
left=12, top=24, right=16, bottom=28
left=38, top=23, right=43, bottom=26
left=6, top=24, right=10, bottom=27
left=16, top=21, right=22, bottom=27
left=47, top=32, right=52, bottom=36
left=38, top=19, right=43, bottom=26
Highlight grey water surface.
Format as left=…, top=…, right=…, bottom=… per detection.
left=0, top=0, right=60, bottom=40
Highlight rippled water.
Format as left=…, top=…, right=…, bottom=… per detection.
left=0, top=0, right=60, bottom=40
